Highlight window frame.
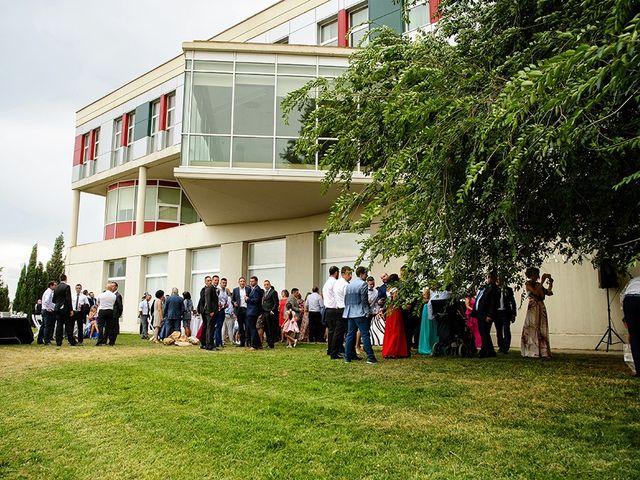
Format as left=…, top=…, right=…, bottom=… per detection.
left=319, top=18, right=339, bottom=46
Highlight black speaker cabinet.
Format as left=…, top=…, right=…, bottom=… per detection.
left=598, top=260, right=619, bottom=289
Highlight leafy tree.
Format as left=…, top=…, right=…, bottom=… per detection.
left=13, top=265, right=26, bottom=313
left=45, top=233, right=65, bottom=283
left=0, top=268, right=10, bottom=312
left=284, top=0, right=640, bottom=293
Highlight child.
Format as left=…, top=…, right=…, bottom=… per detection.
left=282, top=309, right=300, bottom=348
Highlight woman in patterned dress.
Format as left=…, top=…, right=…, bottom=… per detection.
left=521, top=267, right=554, bottom=358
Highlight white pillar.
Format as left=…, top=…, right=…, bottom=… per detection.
left=70, top=189, right=80, bottom=247
left=136, top=166, right=147, bottom=235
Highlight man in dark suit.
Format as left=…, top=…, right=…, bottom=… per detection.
left=473, top=272, right=500, bottom=358
left=197, top=276, right=210, bottom=317
left=261, top=279, right=279, bottom=349
left=109, top=281, right=123, bottom=346
left=495, top=275, right=517, bottom=353
left=246, top=276, right=264, bottom=350
left=163, top=287, right=185, bottom=337
left=53, top=274, right=76, bottom=346
left=203, top=276, right=219, bottom=350
left=232, top=277, right=251, bottom=347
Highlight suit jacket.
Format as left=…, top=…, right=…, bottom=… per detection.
left=204, top=285, right=219, bottom=316
left=246, top=285, right=264, bottom=317
left=197, top=286, right=206, bottom=315
left=164, top=294, right=185, bottom=320
left=473, top=283, right=499, bottom=322
left=498, top=286, right=517, bottom=318
left=262, top=288, right=279, bottom=314
left=113, top=292, right=123, bottom=321
left=53, top=281, right=73, bottom=315
left=231, top=286, right=251, bottom=313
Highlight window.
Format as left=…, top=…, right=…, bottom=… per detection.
left=190, top=247, right=221, bottom=295
left=407, top=1, right=429, bottom=31
left=349, top=7, right=369, bottom=47
left=320, top=232, right=369, bottom=284
left=145, top=253, right=168, bottom=298
left=157, top=187, right=180, bottom=221
left=93, top=128, right=100, bottom=160
left=105, top=189, right=118, bottom=224
left=107, top=259, right=126, bottom=303
left=116, top=186, right=136, bottom=221
left=112, top=117, right=123, bottom=166
left=149, top=99, right=160, bottom=152
left=82, top=133, right=90, bottom=164
left=126, top=111, right=135, bottom=162
left=165, top=92, right=176, bottom=148
left=319, top=19, right=338, bottom=46
left=248, top=239, right=286, bottom=291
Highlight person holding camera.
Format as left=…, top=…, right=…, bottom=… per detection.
left=521, top=267, right=554, bottom=358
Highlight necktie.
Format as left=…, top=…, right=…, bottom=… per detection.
left=76, top=293, right=80, bottom=310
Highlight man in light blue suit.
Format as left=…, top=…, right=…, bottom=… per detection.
left=344, top=266, right=377, bottom=364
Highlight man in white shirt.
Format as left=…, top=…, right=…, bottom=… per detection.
left=622, top=275, right=640, bottom=377
left=322, top=266, right=339, bottom=356
left=72, top=284, right=90, bottom=345
left=138, top=293, right=152, bottom=340
left=96, top=283, right=117, bottom=346
left=329, top=266, right=352, bottom=359
left=306, top=286, right=324, bottom=342
left=40, top=281, right=57, bottom=345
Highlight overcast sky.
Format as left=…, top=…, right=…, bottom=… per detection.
left=0, top=0, right=276, bottom=298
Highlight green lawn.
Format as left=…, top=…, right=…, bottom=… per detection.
left=0, top=335, right=638, bottom=479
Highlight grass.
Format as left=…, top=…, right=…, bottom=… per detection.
left=0, top=335, right=638, bottom=480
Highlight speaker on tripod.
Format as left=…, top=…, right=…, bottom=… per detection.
left=595, top=259, right=624, bottom=351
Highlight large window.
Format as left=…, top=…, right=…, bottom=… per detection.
left=105, top=185, right=136, bottom=224
left=126, top=111, right=135, bottom=162
left=190, top=247, right=221, bottom=295
left=149, top=99, right=161, bottom=152
left=107, top=259, right=126, bottom=302
left=183, top=57, right=347, bottom=171
left=349, top=6, right=369, bottom=47
left=320, top=19, right=338, bottom=46
left=320, top=232, right=369, bottom=285
left=165, top=92, right=176, bottom=148
left=145, top=254, right=167, bottom=297
left=112, top=117, right=123, bottom=167
left=142, top=183, right=197, bottom=224
left=406, top=1, right=430, bottom=31
left=248, top=239, right=286, bottom=291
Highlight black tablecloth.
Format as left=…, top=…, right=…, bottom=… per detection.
left=0, top=317, right=34, bottom=344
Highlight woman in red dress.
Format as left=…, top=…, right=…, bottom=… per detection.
left=279, top=290, right=289, bottom=343
left=382, top=275, right=410, bottom=359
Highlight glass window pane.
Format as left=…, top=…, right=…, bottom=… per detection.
left=145, top=276, right=166, bottom=297
left=191, top=73, right=233, bottom=134
left=116, top=187, right=135, bottom=221
left=351, top=27, right=368, bottom=47
left=318, top=66, right=347, bottom=77
left=350, top=8, right=368, bottom=26
left=232, top=137, right=273, bottom=168
left=249, top=239, right=285, bottom=266
left=144, top=186, right=157, bottom=221
left=181, top=192, right=198, bottom=224
left=106, top=190, right=118, bottom=224
left=233, top=74, right=275, bottom=136
left=158, top=205, right=179, bottom=221
left=188, top=135, right=230, bottom=167
left=276, top=76, right=314, bottom=137
left=108, top=259, right=126, bottom=278
left=147, top=254, right=168, bottom=275
left=320, top=21, right=338, bottom=43
left=192, top=247, right=221, bottom=272
left=236, top=62, right=276, bottom=74
left=191, top=273, right=208, bottom=297
left=276, top=138, right=315, bottom=169
left=321, top=232, right=364, bottom=259
left=193, top=60, right=233, bottom=72
left=277, top=64, right=317, bottom=76
left=408, top=3, right=429, bottom=28
left=248, top=267, right=285, bottom=292
left=158, top=187, right=180, bottom=205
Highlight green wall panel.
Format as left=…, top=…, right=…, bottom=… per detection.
left=368, top=0, right=403, bottom=34
left=133, top=102, right=151, bottom=141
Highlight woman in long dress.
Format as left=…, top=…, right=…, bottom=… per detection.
left=418, top=287, right=438, bottom=355
left=464, top=294, right=482, bottom=350
left=521, top=267, right=553, bottom=358
left=382, top=276, right=410, bottom=359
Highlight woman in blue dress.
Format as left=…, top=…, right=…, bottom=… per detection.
left=418, top=287, right=438, bottom=355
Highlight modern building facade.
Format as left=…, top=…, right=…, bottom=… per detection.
left=67, top=0, right=634, bottom=350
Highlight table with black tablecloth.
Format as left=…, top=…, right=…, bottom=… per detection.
left=0, top=317, right=34, bottom=344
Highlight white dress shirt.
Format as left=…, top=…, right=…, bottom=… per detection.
left=238, top=287, right=247, bottom=308
left=322, top=276, right=337, bottom=309
left=622, top=276, right=640, bottom=297
left=42, top=288, right=55, bottom=311
left=139, top=299, right=151, bottom=315
left=73, top=292, right=89, bottom=312
left=334, top=277, right=349, bottom=309
left=97, top=290, right=117, bottom=310
left=306, top=292, right=324, bottom=312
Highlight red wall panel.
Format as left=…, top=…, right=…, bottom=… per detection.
left=159, top=94, right=168, bottom=131
left=89, top=130, right=96, bottom=161
left=115, top=222, right=134, bottom=238
left=337, top=9, right=348, bottom=47
left=104, top=223, right=116, bottom=240
left=73, top=135, right=84, bottom=166
left=121, top=113, right=129, bottom=147
left=430, top=0, right=442, bottom=23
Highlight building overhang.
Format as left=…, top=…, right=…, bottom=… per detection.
left=182, top=40, right=356, bottom=57
left=174, top=166, right=370, bottom=225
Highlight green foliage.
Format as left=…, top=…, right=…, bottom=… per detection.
left=13, top=265, right=26, bottom=314
left=45, top=233, right=65, bottom=283
left=0, top=268, right=10, bottom=312
left=285, top=0, right=640, bottom=292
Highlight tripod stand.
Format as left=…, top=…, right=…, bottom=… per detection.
left=595, top=288, right=624, bottom=351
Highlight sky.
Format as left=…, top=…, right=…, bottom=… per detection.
left=0, top=0, right=276, bottom=298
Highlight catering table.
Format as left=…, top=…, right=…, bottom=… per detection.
left=0, top=316, right=34, bottom=344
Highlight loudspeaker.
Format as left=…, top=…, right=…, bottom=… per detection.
left=598, top=260, right=619, bottom=289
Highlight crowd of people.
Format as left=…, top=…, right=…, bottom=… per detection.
left=31, top=267, right=640, bottom=376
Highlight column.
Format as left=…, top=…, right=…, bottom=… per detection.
left=135, top=166, right=147, bottom=235
left=285, top=232, right=319, bottom=293
left=70, top=189, right=80, bottom=248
